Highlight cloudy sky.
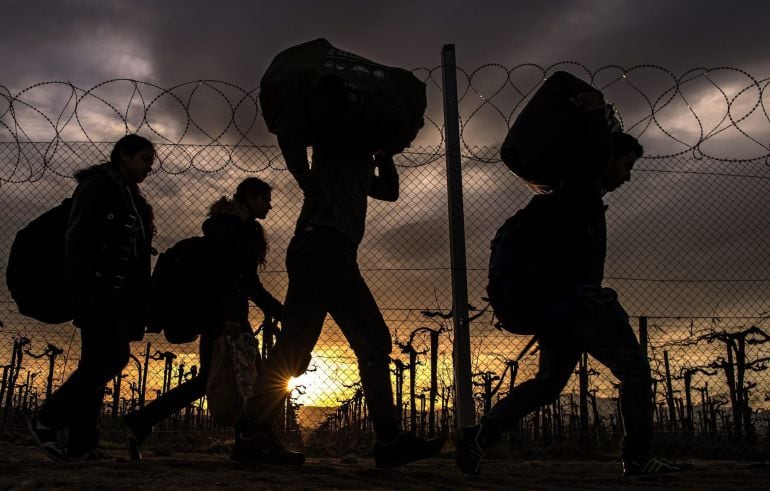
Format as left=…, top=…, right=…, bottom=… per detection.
left=2, top=0, right=769, bottom=87
left=1, top=1, right=768, bottom=151
left=2, top=0, right=769, bottom=313
left=1, top=1, right=769, bottom=406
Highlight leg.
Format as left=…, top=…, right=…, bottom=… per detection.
left=122, top=333, right=213, bottom=460
left=232, top=229, right=354, bottom=465
left=66, top=386, right=106, bottom=456
left=128, top=332, right=213, bottom=429
left=582, top=298, right=653, bottom=461
left=329, top=268, right=446, bottom=467
left=37, top=324, right=130, bottom=455
left=244, top=228, right=352, bottom=428
left=456, top=334, right=580, bottom=475
left=328, top=268, right=398, bottom=442
left=484, top=336, right=581, bottom=435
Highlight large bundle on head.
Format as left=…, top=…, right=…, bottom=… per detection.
left=260, top=38, right=426, bottom=155
left=501, top=71, right=620, bottom=192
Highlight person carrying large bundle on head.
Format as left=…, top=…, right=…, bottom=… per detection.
left=233, top=38, right=444, bottom=467
left=457, top=71, right=685, bottom=478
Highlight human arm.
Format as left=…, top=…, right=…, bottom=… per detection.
left=277, top=133, right=311, bottom=189
left=570, top=91, right=613, bottom=182
left=368, top=152, right=399, bottom=202
left=247, top=278, right=283, bottom=320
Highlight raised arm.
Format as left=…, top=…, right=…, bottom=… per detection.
left=277, top=133, right=311, bottom=188
left=368, top=152, right=399, bottom=202
left=570, top=91, right=613, bottom=177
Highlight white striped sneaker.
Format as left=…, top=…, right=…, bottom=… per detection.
left=624, top=457, right=682, bottom=477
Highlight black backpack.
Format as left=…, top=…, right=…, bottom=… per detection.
left=146, top=237, right=214, bottom=344
left=486, top=197, right=570, bottom=335
left=6, top=199, right=73, bottom=324
left=486, top=213, right=539, bottom=335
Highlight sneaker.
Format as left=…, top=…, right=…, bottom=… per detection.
left=122, top=413, right=151, bottom=461
left=623, top=457, right=682, bottom=477
left=70, top=448, right=116, bottom=461
left=455, top=424, right=486, bottom=475
left=373, top=432, right=445, bottom=468
left=230, top=430, right=305, bottom=465
left=27, top=416, right=68, bottom=462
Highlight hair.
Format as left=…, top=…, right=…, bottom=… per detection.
left=611, top=132, right=643, bottom=159
left=233, top=177, right=272, bottom=268
left=110, top=134, right=155, bottom=164
left=234, top=177, right=272, bottom=204
left=108, top=134, right=155, bottom=233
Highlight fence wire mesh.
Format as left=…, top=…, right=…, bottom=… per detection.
left=1, top=63, right=769, bottom=459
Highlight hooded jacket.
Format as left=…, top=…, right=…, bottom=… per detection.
left=65, top=163, right=153, bottom=339
left=496, top=185, right=607, bottom=329
left=202, top=197, right=282, bottom=330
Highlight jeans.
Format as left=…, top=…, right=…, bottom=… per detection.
left=37, top=323, right=131, bottom=454
left=485, top=289, right=653, bottom=460
left=246, top=226, right=398, bottom=440
left=126, top=332, right=214, bottom=429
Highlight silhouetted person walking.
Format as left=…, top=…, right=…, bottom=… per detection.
left=121, top=177, right=282, bottom=460
left=457, top=128, right=681, bottom=477
left=231, top=120, right=444, bottom=466
left=29, top=134, right=155, bottom=461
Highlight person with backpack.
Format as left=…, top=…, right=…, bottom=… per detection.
left=229, top=118, right=444, bottom=466
left=456, top=128, right=682, bottom=477
left=28, top=134, right=155, bottom=461
left=121, top=177, right=282, bottom=460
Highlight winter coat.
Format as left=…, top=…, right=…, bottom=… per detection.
left=65, top=163, right=153, bottom=340
left=202, top=197, right=282, bottom=333
left=504, top=185, right=607, bottom=325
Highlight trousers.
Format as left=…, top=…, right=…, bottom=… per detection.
left=486, top=290, right=653, bottom=459
left=246, top=226, right=398, bottom=440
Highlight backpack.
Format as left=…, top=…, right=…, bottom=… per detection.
left=500, top=71, right=620, bottom=191
left=487, top=197, right=575, bottom=335
left=486, top=213, right=540, bottom=335
left=6, top=199, right=73, bottom=324
left=146, top=237, right=213, bottom=344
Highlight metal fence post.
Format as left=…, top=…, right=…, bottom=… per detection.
left=441, top=44, right=474, bottom=428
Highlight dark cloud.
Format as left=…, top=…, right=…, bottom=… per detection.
left=3, top=0, right=770, bottom=89
left=1, top=1, right=769, bottom=320
left=5, top=1, right=769, bottom=151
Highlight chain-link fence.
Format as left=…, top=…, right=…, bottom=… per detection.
left=1, top=63, right=769, bottom=459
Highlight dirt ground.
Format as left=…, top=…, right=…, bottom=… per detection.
left=1, top=443, right=769, bottom=490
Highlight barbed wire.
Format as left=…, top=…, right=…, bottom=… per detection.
left=2, top=63, right=769, bottom=184
left=454, top=63, right=770, bottom=164
left=2, top=63, right=770, bottom=457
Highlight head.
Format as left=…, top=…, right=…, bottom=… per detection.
left=600, top=132, right=643, bottom=193
left=234, top=177, right=273, bottom=220
left=110, top=134, right=155, bottom=184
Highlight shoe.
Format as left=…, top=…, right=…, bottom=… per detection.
left=374, top=432, right=445, bottom=468
left=122, top=413, right=151, bottom=460
left=70, top=448, right=116, bottom=461
left=455, top=424, right=486, bottom=475
left=27, top=416, right=68, bottom=462
left=230, top=430, right=305, bottom=465
left=623, top=457, right=682, bottom=477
